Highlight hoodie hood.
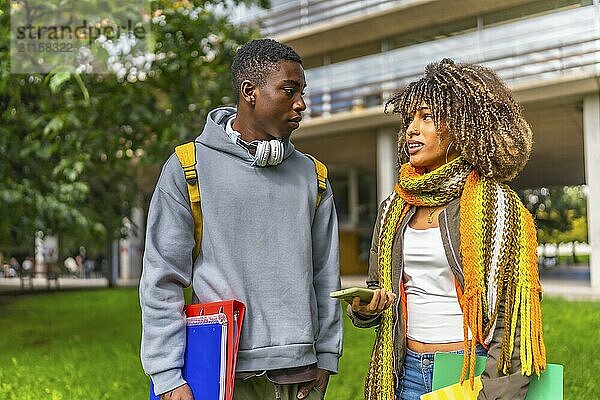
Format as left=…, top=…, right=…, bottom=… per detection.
left=196, top=107, right=297, bottom=165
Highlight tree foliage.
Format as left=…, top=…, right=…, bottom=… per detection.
left=0, top=0, right=265, bottom=252
left=520, top=185, right=588, bottom=244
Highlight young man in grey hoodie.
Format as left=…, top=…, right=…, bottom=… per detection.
left=140, top=39, right=343, bottom=400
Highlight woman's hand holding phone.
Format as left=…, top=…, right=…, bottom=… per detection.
left=351, top=288, right=396, bottom=316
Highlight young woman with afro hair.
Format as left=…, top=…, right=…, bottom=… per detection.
left=348, top=59, right=545, bottom=400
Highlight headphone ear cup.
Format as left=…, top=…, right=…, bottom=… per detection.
left=268, top=140, right=284, bottom=165
left=255, top=140, right=270, bottom=167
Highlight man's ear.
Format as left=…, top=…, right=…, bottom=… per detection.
left=240, top=80, right=257, bottom=107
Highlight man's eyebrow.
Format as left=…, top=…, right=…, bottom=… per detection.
left=282, top=79, right=306, bottom=88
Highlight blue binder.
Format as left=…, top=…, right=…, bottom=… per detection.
left=150, top=313, right=227, bottom=400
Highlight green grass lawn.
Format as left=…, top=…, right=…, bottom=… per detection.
left=0, top=288, right=598, bottom=399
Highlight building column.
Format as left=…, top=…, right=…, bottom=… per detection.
left=377, top=127, right=398, bottom=204
left=583, top=94, right=600, bottom=288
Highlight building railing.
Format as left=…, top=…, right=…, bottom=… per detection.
left=302, top=6, right=600, bottom=118
left=234, top=0, right=412, bottom=36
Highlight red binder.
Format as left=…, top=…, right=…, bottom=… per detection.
left=185, top=300, right=245, bottom=400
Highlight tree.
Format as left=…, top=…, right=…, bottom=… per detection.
left=519, top=185, right=588, bottom=263
left=0, top=0, right=266, bottom=254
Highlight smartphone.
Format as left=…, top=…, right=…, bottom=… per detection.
left=330, top=287, right=375, bottom=303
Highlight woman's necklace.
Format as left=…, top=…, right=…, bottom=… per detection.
left=427, top=206, right=441, bottom=224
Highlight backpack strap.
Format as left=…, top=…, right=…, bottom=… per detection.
left=305, top=154, right=328, bottom=208
left=175, top=142, right=203, bottom=261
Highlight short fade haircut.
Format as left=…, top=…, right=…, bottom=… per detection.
left=231, top=38, right=303, bottom=102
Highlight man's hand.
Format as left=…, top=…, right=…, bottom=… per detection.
left=159, top=384, right=193, bottom=400
left=351, top=288, right=395, bottom=316
left=297, top=368, right=330, bottom=399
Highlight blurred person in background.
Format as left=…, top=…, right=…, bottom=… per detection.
left=21, top=256, right=33, bottom=276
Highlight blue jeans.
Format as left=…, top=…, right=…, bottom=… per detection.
left=395, top=345, right=487, bottom=400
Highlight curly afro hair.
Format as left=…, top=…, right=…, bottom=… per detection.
left=385, top=58, right=533, bottom=182
left=231, top=38, right=303, bottom=103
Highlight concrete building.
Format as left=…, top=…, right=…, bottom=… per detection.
left=236, top=0, right=600, bottom=286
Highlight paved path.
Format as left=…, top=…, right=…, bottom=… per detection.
left=0, top=276, right=109, bottom=292
left=1, top=265, right=598, bottom=300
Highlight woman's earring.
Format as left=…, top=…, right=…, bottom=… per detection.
left=445, top=142, right=454, bottom=164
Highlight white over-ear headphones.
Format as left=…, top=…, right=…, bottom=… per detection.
left=225, top=115, right=285, bottom=167
left=254, top=139, right=285, bottom=167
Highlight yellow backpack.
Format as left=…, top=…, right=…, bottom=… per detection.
left=175, top=142, right=328, bottom=261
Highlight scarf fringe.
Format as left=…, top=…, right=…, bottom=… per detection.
left=460, top=171, right=546, bottom=382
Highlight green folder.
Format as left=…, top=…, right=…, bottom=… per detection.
left=432, top=353, right=563, bottom=399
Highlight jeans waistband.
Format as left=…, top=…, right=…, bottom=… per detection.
left=405, top=343, right=486, bottom=358
left=405, top=347, right=436, bottom=359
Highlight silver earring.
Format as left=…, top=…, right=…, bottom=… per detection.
left=445, top=142, right=454, bottom=164
left=250, top=96, right=256, bottom=106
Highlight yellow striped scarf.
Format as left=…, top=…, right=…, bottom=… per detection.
left=365, top=157, right=546, bottom=400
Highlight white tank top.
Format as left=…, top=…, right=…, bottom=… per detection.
left=402, top=225, right=467, bottom=343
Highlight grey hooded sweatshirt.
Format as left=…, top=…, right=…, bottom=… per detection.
left=140, top=107, right=343, bottom=395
